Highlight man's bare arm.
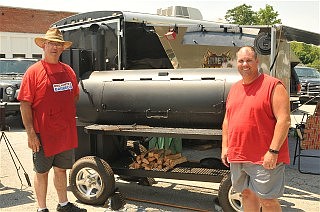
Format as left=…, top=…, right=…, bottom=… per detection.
left=263, top=83, right=291, bottom=169
left=20, top=101, right=40, bottom=152
left=270, top=83, right=291, bottom=151
left=221, top=113, right=229, bottom=167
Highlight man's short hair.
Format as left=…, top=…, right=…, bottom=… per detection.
left=237, top=46, right=257, bottom=59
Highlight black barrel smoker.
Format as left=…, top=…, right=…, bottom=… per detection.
left=76, top=68, right=241, bottom=129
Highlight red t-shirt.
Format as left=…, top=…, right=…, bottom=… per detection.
left=226, top=74, right=290, bottom=164
left=18, top=60, right=79, bottom=132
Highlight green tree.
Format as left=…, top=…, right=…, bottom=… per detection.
left=225, top=4, right=282, bottom=25
left=225, top=4, right=256, bottom=25
left=291, top=41, right=320, bottom=70
left=256, top=5, right=281, bottom=25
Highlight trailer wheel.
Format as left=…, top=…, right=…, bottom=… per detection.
left=218, top=174, right=242, bottom=212
left=69, top=156, right=115, bottom=205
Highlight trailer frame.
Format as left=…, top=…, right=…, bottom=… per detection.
left=70, top=124, right=241, bottom=211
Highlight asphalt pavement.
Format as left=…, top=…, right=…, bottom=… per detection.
left=0, top=103, right=319, bottom=212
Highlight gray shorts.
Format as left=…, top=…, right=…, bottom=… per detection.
left=230, top=162, right=285, bottom=199
left=33, top=145, right=74, bottom=173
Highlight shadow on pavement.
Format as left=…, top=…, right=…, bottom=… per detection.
left=115, top=179, right=219, bottom=211
left=0, top=182, right=35, bottom=208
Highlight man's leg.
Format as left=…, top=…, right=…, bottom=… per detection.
left=260, top=198, right=282, bottom=212
left=242, top=189, right=261, bottom=212
left=53, top=167, right=68, bottom=203
left=244, top=163, right=285, bottom=212
left=34, top=172, right=49, bottom=209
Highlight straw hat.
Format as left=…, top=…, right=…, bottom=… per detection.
left=35, top=28, right=72, bottom=49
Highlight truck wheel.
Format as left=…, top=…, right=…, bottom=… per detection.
left=69, top=156, right=115, bottom=205
left=218, top=174, right=242, bottom=212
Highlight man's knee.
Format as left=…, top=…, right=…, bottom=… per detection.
left=35, top=171, right=49, bottom=178
left=260, top=198, right=280, bottom=208
left=53, top=167, right=67, bottom=177
left=242, top=188, right=255, bottom=199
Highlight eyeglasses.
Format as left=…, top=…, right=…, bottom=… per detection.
left=46, top=41, right=64, bottom=48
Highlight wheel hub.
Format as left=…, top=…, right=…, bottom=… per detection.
left=229, top=187, right=243, bottom=211
left=76, top=167, right=103, bottom=198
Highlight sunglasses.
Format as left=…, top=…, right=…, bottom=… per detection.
left=46, top=41, right=64, bottom=48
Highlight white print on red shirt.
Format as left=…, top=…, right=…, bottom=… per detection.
left=53, top=82, right=73, bottom=92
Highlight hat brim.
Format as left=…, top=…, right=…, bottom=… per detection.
left=35, top=37, right=72, bottom=49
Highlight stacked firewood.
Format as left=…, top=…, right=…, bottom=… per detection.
left=129, top=149, right=187, bottom=171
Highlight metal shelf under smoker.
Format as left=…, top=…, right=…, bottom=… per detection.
left=84, top=124, right=228, bottom=183
left=112, top=161, right=229, bottom=183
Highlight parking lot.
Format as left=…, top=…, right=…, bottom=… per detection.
left=1, top=104, right=319, bottom=212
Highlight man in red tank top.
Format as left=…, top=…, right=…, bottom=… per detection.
left=221, top=46, right=291, bottom=212
left=18, top=28, right=86, bottom=212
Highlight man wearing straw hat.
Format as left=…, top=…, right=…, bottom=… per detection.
left=18, top=28, right=86, bottom=212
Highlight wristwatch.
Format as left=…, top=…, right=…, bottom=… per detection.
left=269, top=148, right=279, bottom=154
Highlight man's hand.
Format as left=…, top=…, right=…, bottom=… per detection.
left=221, top=147, right=229, bottom=167
left=28, top=132, right=41, bottom=152
left=262, top=151, right=278, bottom=169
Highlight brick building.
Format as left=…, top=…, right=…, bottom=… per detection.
left=0, top=6, right=76, bottom=58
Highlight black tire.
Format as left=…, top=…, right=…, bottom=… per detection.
left=218, top=174, right=242, bottom=212
left=69, top=156, right=115, bottom=205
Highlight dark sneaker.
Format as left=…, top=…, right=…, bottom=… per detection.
left=37, top=209, right=49, bottom=212
left=56, top=202, right=87, bottom=212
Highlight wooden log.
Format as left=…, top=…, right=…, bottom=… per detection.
left=142, top=158, right=150, bottom=164
left=129, top=148, right=187, bottom=171
left=148, top=152, right=154, bottom=158
left=164, top=153, right=182, bottom=160
left=148, top=157, right=156, bottom=162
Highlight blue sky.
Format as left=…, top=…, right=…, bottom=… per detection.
left=0, top=0, right=319, bottom=33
